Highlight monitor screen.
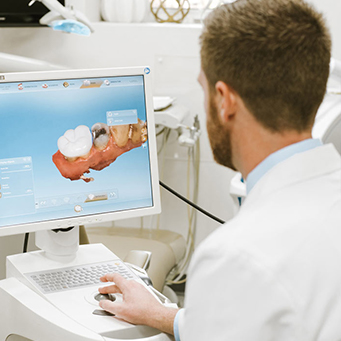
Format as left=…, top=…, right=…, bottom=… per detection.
left=0, top=67, right=160, bottom=236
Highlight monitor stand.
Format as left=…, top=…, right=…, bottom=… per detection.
left=35, top=225, right=80, bottom=262
left=1, top=227, right=173, bottom=341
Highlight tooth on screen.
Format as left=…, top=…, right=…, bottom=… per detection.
left=92, top=123, right=110, bottom=150
left=140, top=121, right=147, bottom=142
left=57, top=125, right=93, bottom=161
left=110, top=125, right=130, bottom=148
left=131, top=118, right=146, bottom=144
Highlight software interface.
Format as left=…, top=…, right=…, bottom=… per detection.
left=0, top=75, right=153, bottom=228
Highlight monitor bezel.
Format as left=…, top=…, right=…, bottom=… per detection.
left=0, top=66, right=161, bottom=237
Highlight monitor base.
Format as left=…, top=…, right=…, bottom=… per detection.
left=35, top=225, right=79, bottom=261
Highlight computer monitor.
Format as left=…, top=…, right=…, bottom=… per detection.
left=0, top=67, right=161, bottom=248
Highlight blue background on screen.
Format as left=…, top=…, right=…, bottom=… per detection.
left=0, top=76, right=153, bottom=228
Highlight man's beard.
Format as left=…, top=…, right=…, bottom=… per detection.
left=206, top=96, right=237, bottom=171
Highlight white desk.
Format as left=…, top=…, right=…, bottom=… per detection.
left=0, top=244, right=174, bottom=341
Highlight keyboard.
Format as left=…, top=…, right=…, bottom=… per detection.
left=25, top=260, right=136, bottom=294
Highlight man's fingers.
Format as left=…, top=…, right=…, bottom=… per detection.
left=98, top=284, right=121, bottom=294
left=99, top=300, right=123, bottom=317
left=100, top=273, right=130, bottom=291
left=100, top=273, right=114, bottom=282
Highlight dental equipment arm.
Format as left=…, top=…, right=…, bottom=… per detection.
left=0, top=52, right=65, bottom=72
left=28, top=0, right=94, bottom=35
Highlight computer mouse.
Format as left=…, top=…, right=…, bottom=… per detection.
left=94, top=293, right=116, bottom=302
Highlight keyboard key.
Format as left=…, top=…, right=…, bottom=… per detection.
left=26, top=260, right=138, bottom=294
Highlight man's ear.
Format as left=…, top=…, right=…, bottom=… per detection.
left=215, top=81, right=237, bottom=125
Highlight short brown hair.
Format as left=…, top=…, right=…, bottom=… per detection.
left=200, top=0, right=331, bottom=132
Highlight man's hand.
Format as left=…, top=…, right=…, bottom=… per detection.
left=98, top=273, right=178, bottom=335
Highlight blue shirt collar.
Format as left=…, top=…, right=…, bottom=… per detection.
left=246, top=138, right=322, bottom=194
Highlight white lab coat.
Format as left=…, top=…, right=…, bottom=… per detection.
left=180, top=144, right=341, bottom=341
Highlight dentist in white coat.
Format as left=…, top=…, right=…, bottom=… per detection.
left=98, top=0, right=341, bottom=340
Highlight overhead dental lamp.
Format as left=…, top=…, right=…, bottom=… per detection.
left=28, top=0, right=94, bottom=36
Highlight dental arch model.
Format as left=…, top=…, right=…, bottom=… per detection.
left=52, top=120, right=147, bottom=182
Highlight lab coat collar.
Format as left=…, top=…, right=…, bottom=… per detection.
left=246, top=139, right=322, bottom=194
left=241, top=143, right=341, bottom=209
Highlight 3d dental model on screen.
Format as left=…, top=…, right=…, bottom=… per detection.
left=52, top=120, right=147, bottom=182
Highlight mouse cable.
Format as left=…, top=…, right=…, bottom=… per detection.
left=159, top=180, right=226, bottom=225
left=23, top=232, right=29, bottom=253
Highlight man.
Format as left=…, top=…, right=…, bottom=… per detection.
left=98, top=0, right=341, bottom=339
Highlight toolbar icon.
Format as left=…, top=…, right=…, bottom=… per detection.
left=74, top=205, right=83, bottom=213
